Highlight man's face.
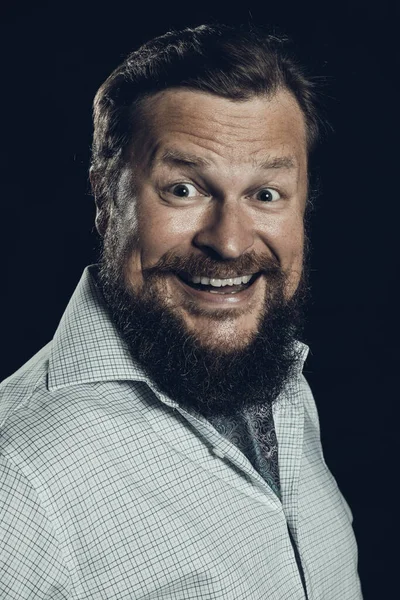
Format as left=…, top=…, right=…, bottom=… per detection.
left=107, top=89, right=308, bottom=353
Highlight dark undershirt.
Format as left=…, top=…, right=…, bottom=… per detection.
left=207, top=403, right=281, bottom=499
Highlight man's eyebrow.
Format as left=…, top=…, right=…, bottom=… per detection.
left=152, top=148, right=212, bottom=170
left=254, top=155, right=297, bottom=170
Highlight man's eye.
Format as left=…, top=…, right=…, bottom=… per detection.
left=169, top=183, right=199, bottom=198
left=256, top=188, right=281, bottom=202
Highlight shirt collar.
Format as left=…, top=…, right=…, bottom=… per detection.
left=48, top=265, right=149, bottom=391
left=48, top=265, right=309, bottom=392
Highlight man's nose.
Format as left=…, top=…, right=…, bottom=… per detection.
left=193, top=200, right=255, bottom=259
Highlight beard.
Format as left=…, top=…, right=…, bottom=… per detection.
left=96, top=234, right=309, bottom=419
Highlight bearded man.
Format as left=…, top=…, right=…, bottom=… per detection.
left=0, top=24, right=363, bottom=599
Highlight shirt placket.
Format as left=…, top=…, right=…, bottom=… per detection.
left=273, top=387, right=311, bottom=600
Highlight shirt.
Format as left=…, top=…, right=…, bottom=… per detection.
left=0, top=266, right=363, bottom=600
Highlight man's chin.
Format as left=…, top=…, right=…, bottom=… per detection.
left=178, top=312, right=260, bottom=354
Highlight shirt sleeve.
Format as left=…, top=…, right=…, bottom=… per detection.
left=0, top=453, right=71, bottom=599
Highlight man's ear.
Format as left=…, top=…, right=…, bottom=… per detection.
left=89, top=168, right=108, bottom=238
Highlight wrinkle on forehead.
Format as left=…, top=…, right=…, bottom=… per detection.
left=131, top=88, right=307, bottom=174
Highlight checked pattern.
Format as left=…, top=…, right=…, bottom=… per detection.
left=0, top=266, right=363, bottom=599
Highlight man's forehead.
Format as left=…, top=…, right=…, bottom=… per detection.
left=143, top=86, right=304, bottom=119
left=135, top=88, right=307, bottom=171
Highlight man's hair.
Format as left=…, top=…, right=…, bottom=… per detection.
left=90, top=23, right=322, bottom=234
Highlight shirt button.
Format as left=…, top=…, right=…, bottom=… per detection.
left=212, top=447, right=225, bottom=459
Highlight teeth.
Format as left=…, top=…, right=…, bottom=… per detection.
left=189, top=274, right=254, bottom=287
left=210, top=278, right=222, bottom=287
left=222, top=278, right=234, bottom=287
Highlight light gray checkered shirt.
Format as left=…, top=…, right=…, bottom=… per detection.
left=0, top=266, right=363, bottom=599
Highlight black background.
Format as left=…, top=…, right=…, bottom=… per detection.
left=1, top=1, right=398, bottom=598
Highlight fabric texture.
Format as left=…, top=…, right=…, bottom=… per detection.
left=0, top=266, right=363, bottom=599
left=207, top=404, right=282, bottom=499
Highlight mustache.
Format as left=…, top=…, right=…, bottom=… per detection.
left=142, top=250, right=284, bottom=280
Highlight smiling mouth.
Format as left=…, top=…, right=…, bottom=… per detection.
left=177, top=272, right=260, bottom=294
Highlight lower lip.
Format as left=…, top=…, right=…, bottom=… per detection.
left=175, top=275, right=261, bottom=306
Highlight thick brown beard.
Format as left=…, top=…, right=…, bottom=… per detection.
left=96, top=243, right=309, bottom=419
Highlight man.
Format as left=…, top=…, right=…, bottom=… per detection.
left=0, top=24, right=362, bottom=599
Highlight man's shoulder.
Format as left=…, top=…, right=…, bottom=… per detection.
left=0, top=338, right=143, bottom=441
left=0, top=346, right=154, bottom=481
left=0, top=265, right=153, bottom=460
